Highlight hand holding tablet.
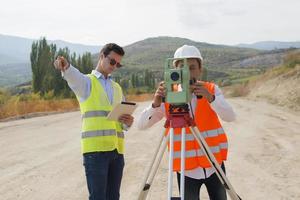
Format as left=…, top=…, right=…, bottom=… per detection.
left=107, top=102, right=137, bottom=121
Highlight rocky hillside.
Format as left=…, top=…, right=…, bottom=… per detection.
left=92, top=36, right=298, bottom=86
left=237, top=50, right=300, bottom=111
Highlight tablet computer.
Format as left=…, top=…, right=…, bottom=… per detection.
left=107, top=101, right=137, bottom=121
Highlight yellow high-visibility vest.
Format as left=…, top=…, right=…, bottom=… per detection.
left=79, top=74, right=124, bottom=154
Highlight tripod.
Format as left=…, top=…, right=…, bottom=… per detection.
left=137, top=104, right=242, bottom=200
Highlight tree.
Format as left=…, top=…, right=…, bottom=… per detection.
left=80, top=52, right=94, bottom=74
left=120, top=79, right=129, bottom=90
left=144, top=69, right=150, bottom=87
left=70, top=52, right=77, bottom=66
left=30, top=38, right=53, bottom=94
left=201, top=67, right=208, bottom=81
left=30, top=38, right=75, bottom=97
left=131, top=73, right=136, bottom=87
left=30, top=41, right=39, bottom=92
left=135, top=74, right=139, bottom=87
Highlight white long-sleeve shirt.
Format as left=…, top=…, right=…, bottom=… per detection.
left=137, top=85, right=236, bottom=180
left=63, top=65, right=118, bottom=103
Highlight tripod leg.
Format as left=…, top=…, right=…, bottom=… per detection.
left=190, top=127, right=242, bottom=200
left=180, top=128, right=186, bottom=200
left=168, top=127, right=174, bottom=200
left=137, top=130, right=169, bottom=200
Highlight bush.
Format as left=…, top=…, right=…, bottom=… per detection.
left=18, top=93, right=41, bottom=102
left=284, top=51, right=300, bottom=68
left=136, top=90, right=143, bottom=95
left=44, top=90, right=55, bottom=100
left=220, top=79, right=232, bottom=87
left=0, top=89, right=10, bottom=105
left=229, top=82, right=251, bottom=97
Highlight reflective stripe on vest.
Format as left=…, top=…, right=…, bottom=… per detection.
left=173, top=145, right=220, bottom=159
left=201, top=127, right=224, bottom=138
left=173, top=127, right=225, bottom=142
left=82, top=129, right=124, bottom=139
left=82, top=110, right=109, bottom=118
left=173, top=133, right=195, bottom=142
left=220, top=142, right=228, bottom=149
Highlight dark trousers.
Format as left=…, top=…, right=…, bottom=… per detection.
left=177, top=163, right=227, bottom=200
left=83, top=149, right=124, bottom=200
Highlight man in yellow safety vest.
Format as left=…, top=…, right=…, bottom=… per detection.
left=54, top=43, right=134, bottom=200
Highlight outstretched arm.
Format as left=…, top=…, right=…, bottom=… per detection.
left=54, top=56, right=91, bottom=102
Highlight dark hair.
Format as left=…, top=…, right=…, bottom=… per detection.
left=100, top=43, right=125, bottom=57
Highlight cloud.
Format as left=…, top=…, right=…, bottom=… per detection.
left=174, top=0, right=248, bottom=30
left=0, top=0, right=299, bottom=45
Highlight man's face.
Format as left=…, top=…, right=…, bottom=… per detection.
left=100, top=51, right=122, bottom=75
left=176, top=58, right=201, bottom=80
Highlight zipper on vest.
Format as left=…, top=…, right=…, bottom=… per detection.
left=203, top=168, right=207, bottom=179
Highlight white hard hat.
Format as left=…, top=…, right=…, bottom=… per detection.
left=174, top=45, right=203, bottom=61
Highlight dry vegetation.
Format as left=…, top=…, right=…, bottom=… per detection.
left=0, top=91, right=154, bottom=121
left=126, top=93, right=153, bottom=102
left=0, top=92, right=78, bottom=120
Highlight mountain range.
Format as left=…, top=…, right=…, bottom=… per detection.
left=0, top=34, right=299, bottom=87
left=236, top=41, right=300, bottom=50
left=0, top=34, right=101, bottom=64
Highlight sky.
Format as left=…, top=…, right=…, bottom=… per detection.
left=0, top=0, right=299, bottom=46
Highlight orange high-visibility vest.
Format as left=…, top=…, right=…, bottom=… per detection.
left=165, top=82, right=228, bottom=171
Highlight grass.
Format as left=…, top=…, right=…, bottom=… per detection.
left=126, top=93, right=153, bottom=102
left=0, top=91, right=154, bottom=120
left=0, top=92, right=78, bottom=120
left=224, top=82, right=251, bottom=97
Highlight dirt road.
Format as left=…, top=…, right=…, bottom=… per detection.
left=1, top=98, right=299, bottom=200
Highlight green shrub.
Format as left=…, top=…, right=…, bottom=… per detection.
left=0, top=89, right=10, bottom=105
left=284, top=51, right=300, bottom=68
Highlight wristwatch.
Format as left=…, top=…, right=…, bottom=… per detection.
left=152, top=103, right=161, bottom=108
left=209, top=95, right=216, bottom=103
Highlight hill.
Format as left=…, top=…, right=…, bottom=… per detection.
left=1, top=35, right=298, bottom=88
left=92, top=37, right=297, bottom=85
left=0, top=63, right=31, bottom=87
left=229, top=49, right=300, bottom=111
left=237, top=41, right=300, bottom=50
left=109, top=36, right=262, bottom=69
left=0, top=34, right=101, bottom=64
left=92, top=37, right=296, bottom=70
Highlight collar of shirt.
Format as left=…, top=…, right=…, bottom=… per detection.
left=91, top=70, right=112, bottom=80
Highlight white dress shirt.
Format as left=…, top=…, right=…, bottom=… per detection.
left=137, top=85, right=236, bottom=180
left=62, top=65, right=119, bottom=103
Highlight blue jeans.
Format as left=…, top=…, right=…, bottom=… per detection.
left=177, top=163, right=227, bottom=200
left=83, top=149, right=124, bottom=200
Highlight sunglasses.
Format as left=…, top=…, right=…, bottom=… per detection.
left=106, top=56, right=122, bottom=68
